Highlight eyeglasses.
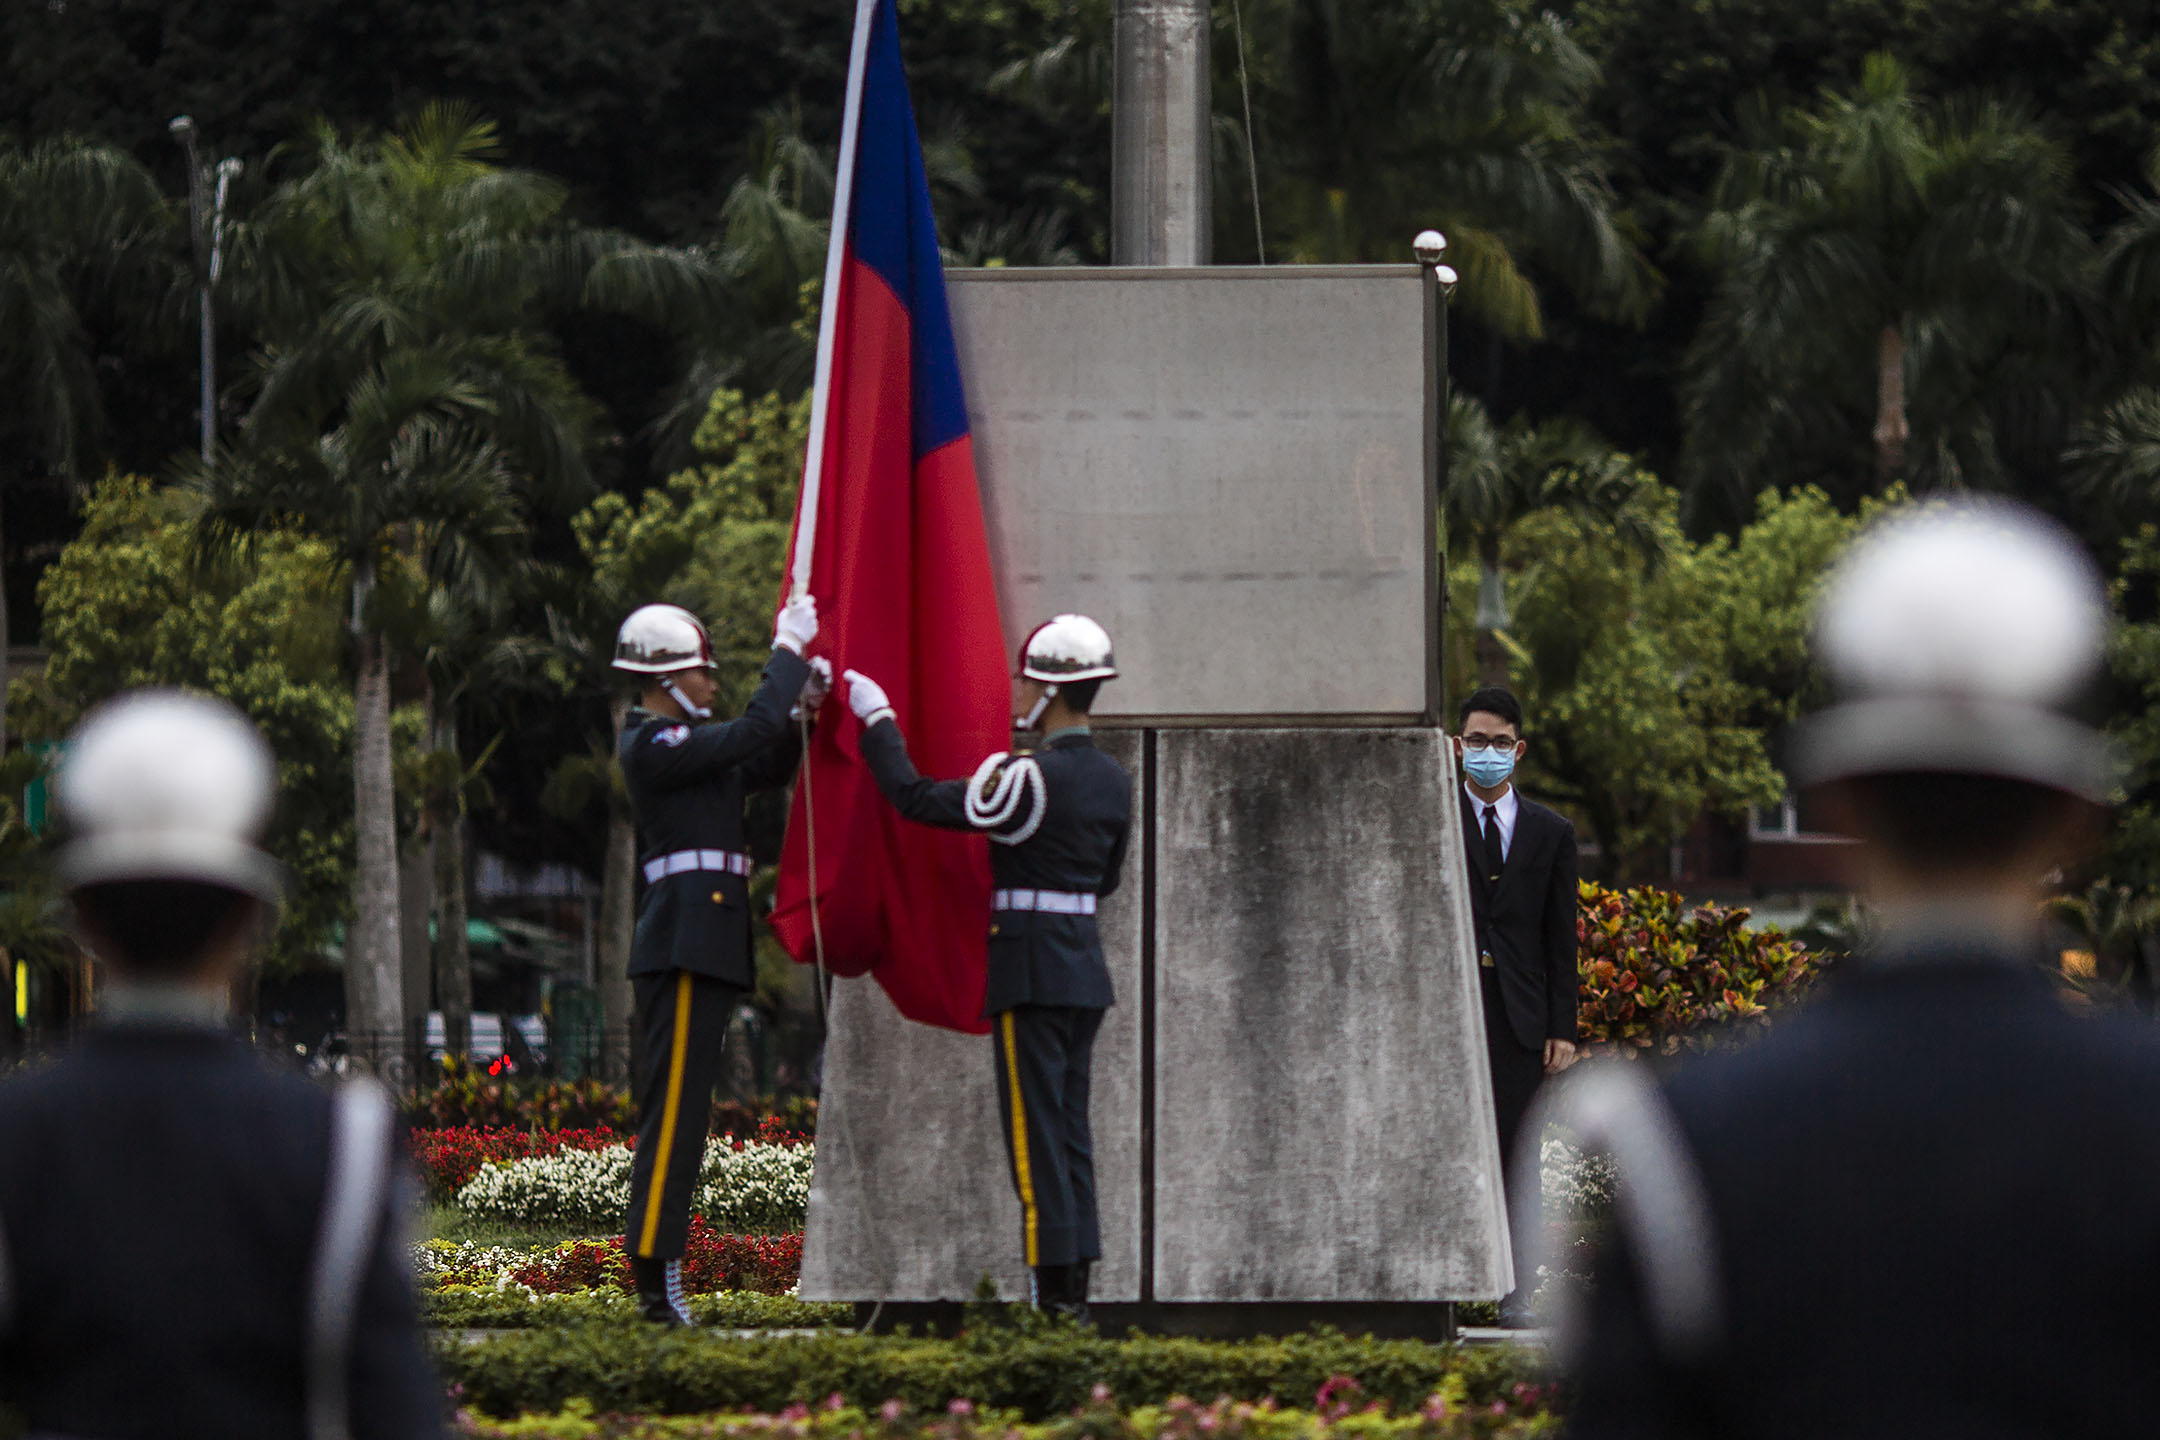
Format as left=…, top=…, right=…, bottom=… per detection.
left=1459, top=734, right=1518, bottom=751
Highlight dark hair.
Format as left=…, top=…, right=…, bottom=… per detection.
left=1060, top=678, right=1104, bottom=714
left=1457, top=686, right=1524, bottom=736
left=75, top=881, right=257, bottom=974
left=1834, top=772, right=2087, bottom=876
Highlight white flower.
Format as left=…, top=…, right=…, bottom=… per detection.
left=450, top=1138, right=815, bottom=1233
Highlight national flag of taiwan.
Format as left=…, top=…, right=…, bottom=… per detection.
left=769, top=0, right=1009, bottom=1034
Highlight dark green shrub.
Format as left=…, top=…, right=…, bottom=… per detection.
left=436, top=1325, right=1558, bottom=1422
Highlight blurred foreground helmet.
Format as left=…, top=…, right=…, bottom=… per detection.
left=1019, top=614, right=1117, bottom=684
left=613, top=604, right=715, bottom=676
left=1790, top=499, right=2116, bottom=803
left=55, top=690, right=282, bottom=901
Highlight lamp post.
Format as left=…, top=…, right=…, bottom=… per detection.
left=168, top=117, right=241, bottom=464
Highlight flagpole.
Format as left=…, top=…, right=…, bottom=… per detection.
left=791, top=0, right=881, bottom=602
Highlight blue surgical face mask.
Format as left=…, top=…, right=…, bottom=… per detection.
left=1462, top=744, right=1517, bottom=789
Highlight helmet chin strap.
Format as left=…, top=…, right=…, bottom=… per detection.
left=662, top=677, right=711, bottom=722
left=1021, top=683, right=1059, bottom=731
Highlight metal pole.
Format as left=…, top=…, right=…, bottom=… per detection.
left=168, top=117, right=212, bottom=464
left=1112, top=0, right=1211, bottom=266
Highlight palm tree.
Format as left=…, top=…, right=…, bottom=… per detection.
left=0, top=138, right=171, bottom=754
left=1253, top=0, right=1654, bottom=338
left=410, top=573, right=541, bottom=1062
left=1444, top=392, right=1662, bottom=689
left=199, top=105, right=725, bottom=1077
left=1682, top=54, right=2092, bottom=515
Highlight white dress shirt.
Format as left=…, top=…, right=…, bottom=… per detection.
left=1465, top=781, right=1519, bottom=861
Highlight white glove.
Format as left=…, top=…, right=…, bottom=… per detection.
left=774, top=594, right=819, bottom=655
left=843, top=669, right=895, bottom=727
left=796, top=657, right=833, bottom=715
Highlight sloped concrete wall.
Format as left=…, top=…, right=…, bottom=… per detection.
left=1150, top=728, right=1507, bottom=1300
left=800, top=731, right=1145, bottom=1302
left=800, top=727, right=1507, bottom=1304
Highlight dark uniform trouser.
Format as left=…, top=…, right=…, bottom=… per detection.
left=627, top=969, right=742, bottom=1260
left=991, top=1003, right=1105, bottom=1269
left=1481, top=964, right=1545, bottom=1303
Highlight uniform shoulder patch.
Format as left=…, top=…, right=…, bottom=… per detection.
left=652, top=724, right=691, bottom=747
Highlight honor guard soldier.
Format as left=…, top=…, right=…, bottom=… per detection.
left=1564, top=502, right=2160, bottom=1436
left=613, top=597, right=826, bottom=1325
left=842, top=615, right=1132, bottom=1322
left=0, top=691, right=441, bottom=1440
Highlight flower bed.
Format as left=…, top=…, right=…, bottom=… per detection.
left=456, top=1383, right=1561, bottom=1438
left=418, top=1221, right=802, bottom=1297
left=406, top=1066, right=816, bottom=1140
left=413, top=1127, right=627, bottom=1204
left=440, top=1325, right=1560, bottom=1424
left=449, top=1135, right=814, bottom=1233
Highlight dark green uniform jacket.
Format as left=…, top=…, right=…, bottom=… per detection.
left=619, top=646, right=810, bottom=987
left=0, top=1023, right=441, bottom=1440
left=860, top=721, right=1132, bottom=1014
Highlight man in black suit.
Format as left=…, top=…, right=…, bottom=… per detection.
left=1567, top=502, right=2160, bottom=1436
left=1455, top=684, right=1580, bottom=1326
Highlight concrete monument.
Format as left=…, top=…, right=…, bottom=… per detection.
left=799, top=261, right=1512, bottom=1328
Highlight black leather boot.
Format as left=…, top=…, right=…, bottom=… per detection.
left=632, top=1255, right=693, bottom=1326
left=1057, top=1259, right=1093, bottom=1328
left=1030, top=1262, right=1068, bottom=1312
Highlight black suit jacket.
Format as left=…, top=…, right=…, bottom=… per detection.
left=1460, top=789, right=1580, bottom=1049
left=860, top=721, right=1131, bottom=1015
left=1570, top=945, right=2160, bottom=1437
left=0, top=1025, right=440, bottom=1440
left=619, top=646, right=809, bottom=985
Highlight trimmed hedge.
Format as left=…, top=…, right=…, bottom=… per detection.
left=436, top=1324, right=1558, bottom=1423
left=426, top=1289, right=848, bottom=1331
left=457, top=1389, right=1560, bottom=1438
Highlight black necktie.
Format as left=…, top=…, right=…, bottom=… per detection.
left=1481, top=803, right=1503, bottom=883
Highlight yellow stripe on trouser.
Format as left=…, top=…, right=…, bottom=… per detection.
left=1000, top=1012, right=1040, bottom=1266
left=636, top=972, right=696, bottom=1257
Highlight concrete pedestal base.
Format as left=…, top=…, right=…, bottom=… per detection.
left=800, top=727, right=1508, bottom=1308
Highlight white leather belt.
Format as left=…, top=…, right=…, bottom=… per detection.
left=992, top=888, right=1097, bottom=915
left=642, top=849, right=754, bottom=884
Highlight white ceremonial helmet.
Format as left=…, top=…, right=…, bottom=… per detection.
left=1019, top=614, right=1117, bottom=684
left=1789, top=499, right=2117, bottom=803
left=612, top=603, right=716, bottom=676
left=54, top=690, right=282, bottom=901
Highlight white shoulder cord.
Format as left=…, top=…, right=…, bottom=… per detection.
left=308, top=1079, right=395, bottom=1440
left=1520, top=1061, right=1724, bottom=1365
left=964, top=753, right=1047, bottom=845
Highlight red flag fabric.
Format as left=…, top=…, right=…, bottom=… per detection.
left=769, top=0, right=1008, bottom=1034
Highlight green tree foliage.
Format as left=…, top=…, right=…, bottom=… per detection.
left=1248, top=0, right=1654, bottom=338
left=1496, top=484, right=1854, bottom=880
left=194, top=105, right=718, bottom=1063
left=0, top=136, right=173, bottom=752
left=1443, top=392, right=1663, bottom=686
left=22, top=474, right=355, bottom=970
left=1680, top=54, right=2093, bottom=517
